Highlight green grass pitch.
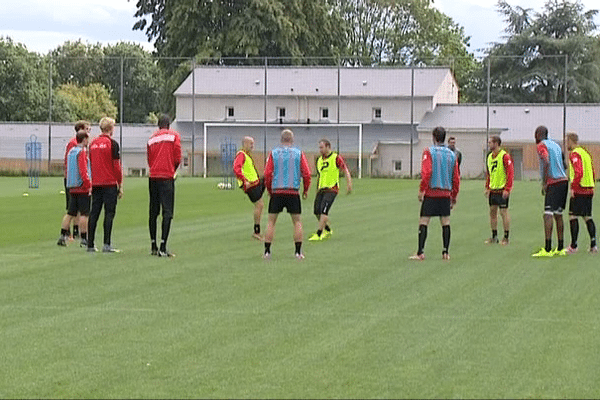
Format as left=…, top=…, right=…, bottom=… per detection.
left=1, top=176, right=599, bottom=398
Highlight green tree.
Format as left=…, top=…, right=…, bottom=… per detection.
left=133, top=0, right=347, bottom=62
left=49, top=40, right=104, bottom=87
left=102, top=42, right=166, bottom=123
left=478, top=0, right=600, bottom=103
left=335, top=0, right=471, bottom=63
left=334, top=0, right=478, bottom=99
left=54, top=83, right=117, bottom=122
left=0, top=37, right=49, bottom=121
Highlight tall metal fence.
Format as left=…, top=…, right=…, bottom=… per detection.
left=3, top=54, right=598, bottom=180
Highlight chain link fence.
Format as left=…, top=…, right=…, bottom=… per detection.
left=3, top=54, right=598, bottom=179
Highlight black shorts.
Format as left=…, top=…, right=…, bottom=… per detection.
left=269, top=194, right=301, bottom=214
left=63, top=178, right=72, bottom=210
left=545, top=181, right=568, bottom=214
left=420, top=196, right=451, bottom=217
left=245, top=180, right=265, bottom=203
left=489, top=192, right=509, bottom=209
left=569, top=194, right=593, bottom=217
left=313, top=190, right=337, bottom=216
left=68, top=193, right=91, bottom=216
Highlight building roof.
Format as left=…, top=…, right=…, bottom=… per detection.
left=173, top=66, right=456, bottom=98
left=418, top=103, right=600, bottom=143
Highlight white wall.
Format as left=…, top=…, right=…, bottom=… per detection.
left=413, top=130, right=490, bottom=179
left=340, top=98, right=433, bottom=124
left=370, top=144, right=414, bottom=177
left=177, top=95, right=435, bottom=124
left=433, top=72, right=459, bottom=105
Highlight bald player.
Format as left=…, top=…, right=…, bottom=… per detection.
left=233, top=136, right=265, bottom=240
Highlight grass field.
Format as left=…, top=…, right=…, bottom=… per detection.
left=1, top=176, right=599, bottom=398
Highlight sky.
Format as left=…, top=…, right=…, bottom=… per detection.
left=1, top=0, right=600, bottom=58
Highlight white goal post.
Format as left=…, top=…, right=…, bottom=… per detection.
left=202, top=123, right=363, bottom=179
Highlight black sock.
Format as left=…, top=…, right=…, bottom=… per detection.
left=557, top=240, right=564, bottom=251
left=295, top=242, right=302, bottom=255
left=264, top=242, right=271, bottom=254
left=316, top=229, right=323, bottom=236
left=570, top=219, right=579, bottom=248
left=442, top=225, right=451, bottom=254
left=160, top=240, right=166, bottom=252
left=504, top=230, right=509, bottom=240
left=324, top=225, right=331, bottom=232
left=151, top=239, right=158, bottom=251
left=417, top=224, right=427, bottom=255
left=80, top=232, right=87, bottom=240
left=545, top=239, right=552, bottom=252
left=586, top=219, right=597, bottom=247
left=492, top=229, right=498, bottom=239
left=60, top=228, right=69, bottom=237
left=73, top=225, right=79, bottom=237
left=254, top=224, right=260, bottom=234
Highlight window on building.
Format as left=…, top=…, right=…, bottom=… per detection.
left=373, top=107, right=382, bottom=120
left=277, top=107, right=286, bottom=122
left=393, top=160, right=402, bottom=171
left=226, top=106, right=234, bottom=118
left=320, top=107, right=329, bottom=120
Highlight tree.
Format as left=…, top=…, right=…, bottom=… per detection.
left=102, top=42, right=166, bottom=123
left=133, top=0, right=348, bottom=61
left=497, top=0, right=533, bottom=36
left=0, top=37, right=49, bottom=121
left=479, top=0, right=600, bottom=103
left=54, top=83, right=117, bottom=122
left=334, top=0, right=478, bottom=98
left=49, top=40, right=104, bottom=87
left=45, top=41, right=167, bottom=123
left=334, top=0, right=470, bottom=63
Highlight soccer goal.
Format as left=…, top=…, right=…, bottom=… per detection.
left=202, top=123, right=363, bottom=179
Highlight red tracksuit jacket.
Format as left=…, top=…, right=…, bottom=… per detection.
left=89, top=134, right=122, bottom=187
left=147, top=129, right=182, bottom=179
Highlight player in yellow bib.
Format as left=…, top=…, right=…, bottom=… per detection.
left=484, top=136, right=514, bottom=245
left=308, top=139, right=352, bottom=241
left=233, top=136, right=265, bottom=240
left=565, top=133, right=597, bottom=254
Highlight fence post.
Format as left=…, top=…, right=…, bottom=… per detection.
left=563, top=54, right=568, bottom=153
left=119, top=56, right=124, bottom=163
left=337, top=61, right=341, bottom=153
left=263, top=57, right=268, bottom=165
left=410, top=64, right=414, bottom=179
left=486, top=57, right=491, bottom=154
left=47, top=59, right=53, bottom=172
left=192, top=58, right=196, bottom=177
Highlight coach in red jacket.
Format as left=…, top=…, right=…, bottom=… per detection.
left=147, top=114, right=181, bottom=257
left=87, top=117, right=123, bottom=253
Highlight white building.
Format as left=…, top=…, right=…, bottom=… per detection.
left=417, top=104, right=600, bottom=179
left=6, top=67, right=597, bottom=180
left=172, top=66, right=459, bottom=176
left=0, top=122, right=156, bottom=176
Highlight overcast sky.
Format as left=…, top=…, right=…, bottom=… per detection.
left=1, top=0, right=600, bottom=57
